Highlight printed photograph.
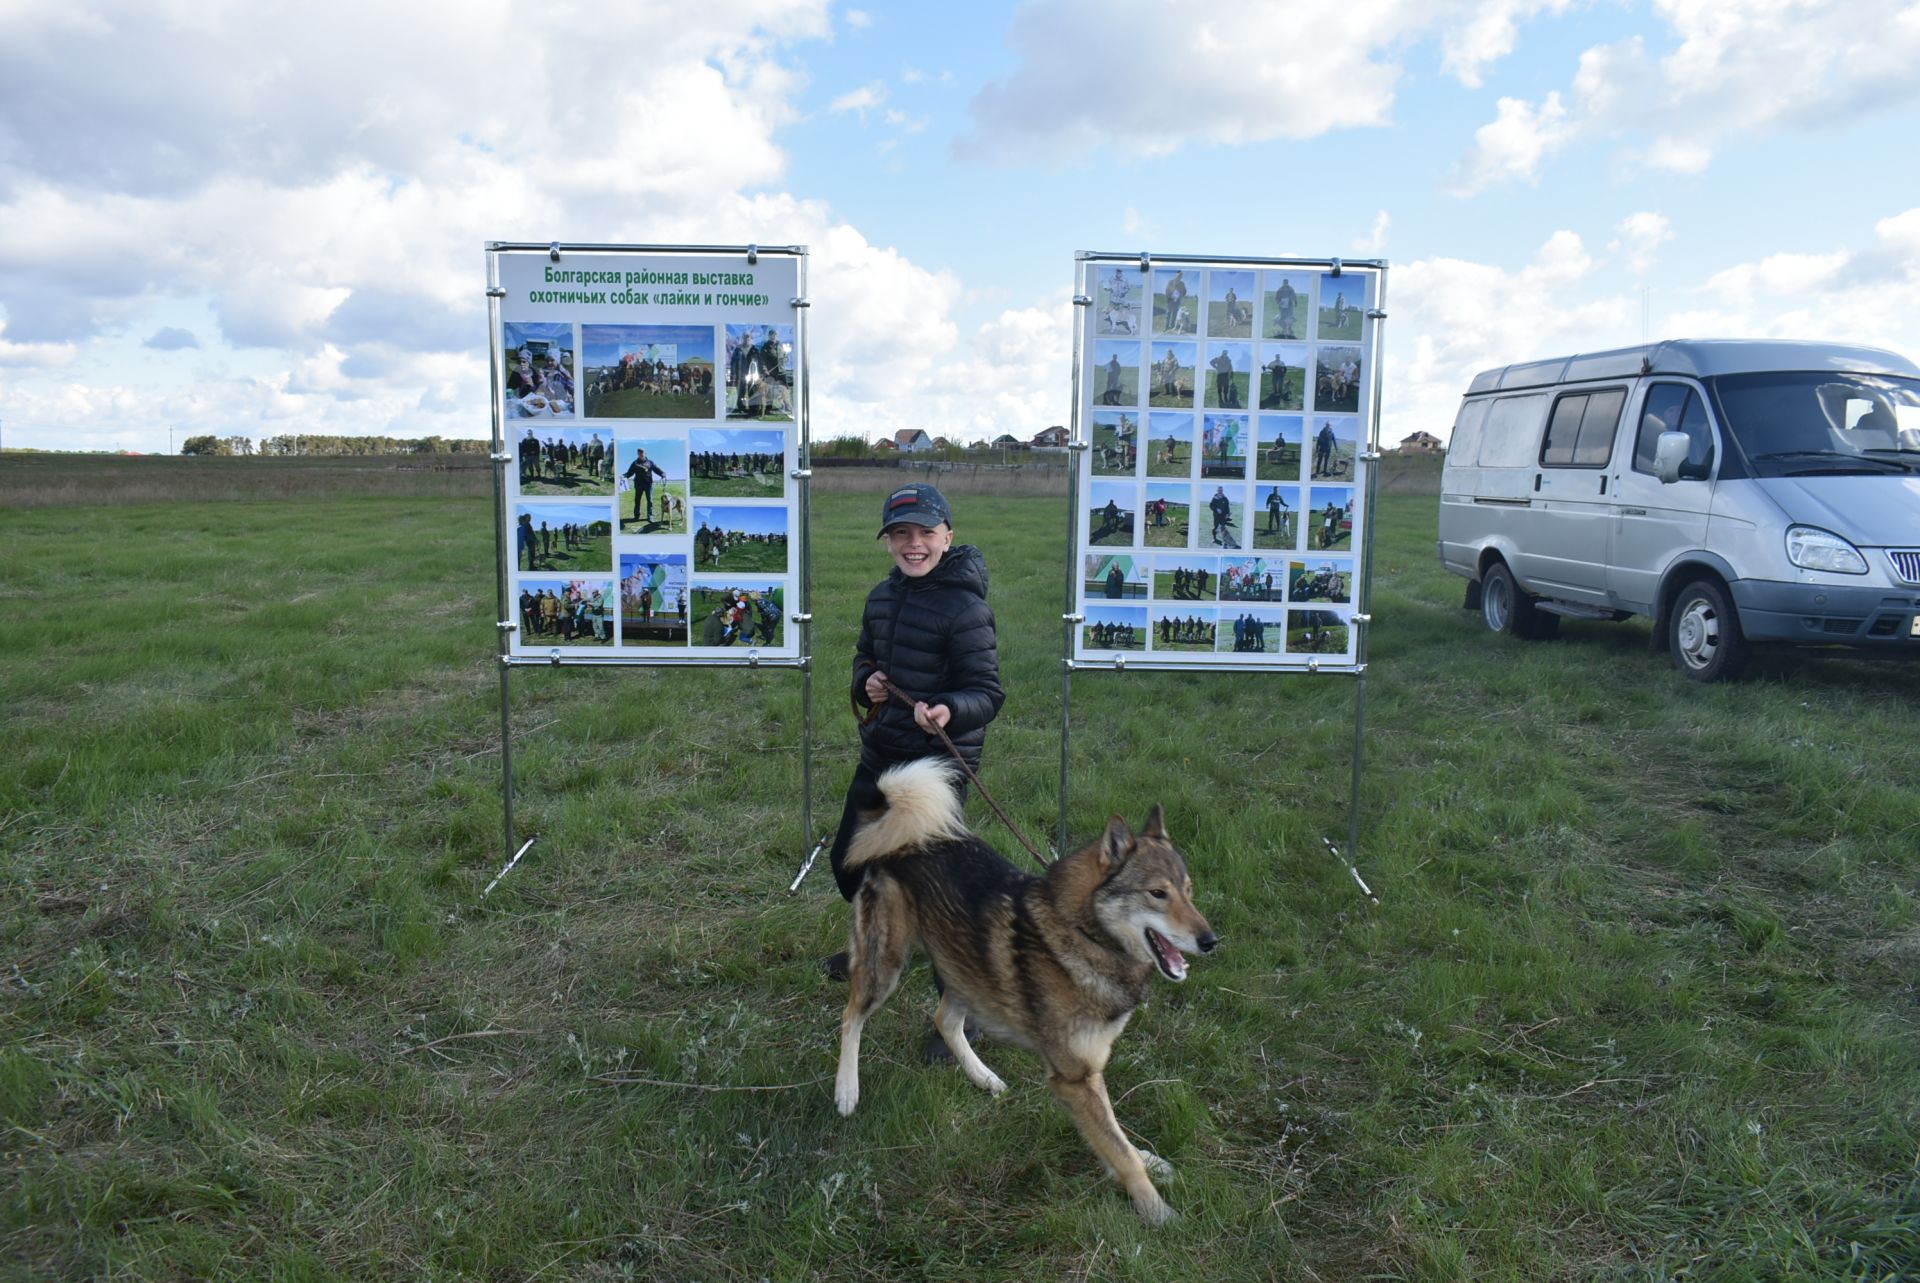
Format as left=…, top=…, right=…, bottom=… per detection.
left=1201, top=414, right=1248, bottom=479
left=1203, top=342, right=1253, bottom=410
left=1308, top=486, right=1356, bottom=551
left=693, top=504, right=790, bottom=573
left=1206, top=270, right=1256, bottom=338
left=1141, top=482, right=1190, bottom=547
left=619, top=554, right=690, bottom=646
left=724, top=324, right=795, bottom=420
left=616, top=438, right=690, bottom=535
left=1146, top=412, right=1194, bottom=478
left=1219, top=555, right=1285, bottom=603
left=1317, top=274, right=1364, bottom=341
left=1084, top=551, right=1148, bottom=600
left=514, top=501, right=613, bottom=574
left=1287, top=607, right=1350, bottom=655
left=514, top=426, right=616, bottom=496
left=1313, top=347, right=1364, bottom=415
left=1092, top=339, right=1141, bottom=406
left=1150, top=605, right=1218, bottom=652
left=1152, top=553, right=1219, bottom=602
left=690, top=427, right=786, bottom=498
left=503, top=322, right=576, bottom=419
left=1087, top=479, right=1136, bottom=546
left=691, top=580, right=786, bottom=648
left=1147, top=341, right=1196, bottom=407
left=516, top=577, right=615, bottom=648
left=1307, top=416, right=1359, bottom=480
left=1257, top=415, right=1304, bottom=481
left=1258, top=343, right=1308, bottom=410
left=1082, top=603, right=1148, bottom=652
left=1197, top=483, right=1246, bottom=550
left=1263, top=271, right=1313, bottom=341
left=1253, top=482, right=1302, bottom=549
left=1219, top=606, right=1286, bottom=654
left=583, top=324, right=716, bottom=419
left=1094, top=264, right=1143, bottom=336
left=1152, top=268, right=1197, bottom=335
left=1090, top=410, right=1140, bottom=477
left=1289, top=557, right=1355, bottom=604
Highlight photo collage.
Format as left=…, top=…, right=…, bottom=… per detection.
left=502, top=317, right=797, bottom=657
left=1078, top=261, right=1371, bottom=663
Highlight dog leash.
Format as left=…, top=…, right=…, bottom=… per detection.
left=862, top=675, right=1052, bottom=869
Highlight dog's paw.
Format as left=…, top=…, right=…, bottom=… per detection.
left=1138, top=1149, right=1174, bottom=1180
left=980, top=1070, right=1007, bottom=1097
left=834, top=1084, right=858, bottom=1117
left=1133, top=1192, right=1177, bottom=1227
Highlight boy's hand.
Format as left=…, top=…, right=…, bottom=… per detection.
left=913, top=702, right=952, bottom=734
left=864, top=670, right=891, bottom=705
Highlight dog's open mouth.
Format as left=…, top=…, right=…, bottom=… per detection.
left=1145, top=928, right=1188, bottom=982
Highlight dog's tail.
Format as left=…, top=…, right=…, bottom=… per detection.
left=843, top=758, right=969, bottom=871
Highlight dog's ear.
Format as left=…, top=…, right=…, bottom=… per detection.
left=1098, top=814, right=1132, bottom=870
left=1141, top=804, right=1167, bottom=840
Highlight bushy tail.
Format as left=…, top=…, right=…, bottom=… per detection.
left=843, top=758, right=969, bottom=871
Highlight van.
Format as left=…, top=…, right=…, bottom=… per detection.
left=1438, top=339, right=1920, bottom=680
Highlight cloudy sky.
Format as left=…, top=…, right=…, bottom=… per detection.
left=3, top=0, right=1919, bottom=453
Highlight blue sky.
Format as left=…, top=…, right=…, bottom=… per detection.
left=2, top=0, right=1919, bottom=453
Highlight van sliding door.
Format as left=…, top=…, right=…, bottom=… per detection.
left=1529, top=386, right=1625, bottom=603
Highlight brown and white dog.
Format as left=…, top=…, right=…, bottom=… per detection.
left=832, top=759, right=1216, bottom=1224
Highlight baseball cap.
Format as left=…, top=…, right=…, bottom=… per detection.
left=877, top=483, right=951, bottom=536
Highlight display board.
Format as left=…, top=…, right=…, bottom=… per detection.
left=1069, top=254, right=1382, bottom=669
left=489, top=246, right=806, bottom=663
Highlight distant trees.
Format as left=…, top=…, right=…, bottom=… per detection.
left=179, top=435, right=488, bottom=457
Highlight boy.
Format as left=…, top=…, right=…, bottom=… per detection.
left=825, top=485, right=1004, bottom=1049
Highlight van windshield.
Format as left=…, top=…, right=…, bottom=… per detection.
left=1709, top=371, right=1920, bottom=476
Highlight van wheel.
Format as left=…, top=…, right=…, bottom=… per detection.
left=1481, top=563, right=1559, bottom=640
left=1668, top=579, right=1750, bottom=682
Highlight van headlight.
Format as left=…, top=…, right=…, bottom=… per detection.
left=1785, top=526, right=1868, bottom=575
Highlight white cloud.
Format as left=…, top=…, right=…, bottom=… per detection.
left=1609, top=212, right=1673, bottom=275
left=828, top=81, right=888, bottom=115
left=1450, top=0, right=1920, bottom=189
left=1353, top=210, right=1391, bottom=257
left=958, top=0, right=1559, bottom=161
left=845, top=8, right=873, bottom=29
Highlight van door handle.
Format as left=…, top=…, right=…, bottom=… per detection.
left=1533, top=473, right=1542, bottom=492
left=1599, top=476, right=1607, bottom=495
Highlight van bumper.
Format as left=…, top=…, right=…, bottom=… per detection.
left=1731, top=579, right=1920, bottom=649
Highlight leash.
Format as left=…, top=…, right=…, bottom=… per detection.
left=863, top=675, right=1051, bottom=869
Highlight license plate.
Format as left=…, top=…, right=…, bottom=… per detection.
left=1912, top=615, right=1920, bottom=638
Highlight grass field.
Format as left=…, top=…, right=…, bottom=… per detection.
left=3, top=473, right=1918, bottom=1282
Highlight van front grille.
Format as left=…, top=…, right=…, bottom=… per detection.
left=1889, top=549, right=1920, bottom=585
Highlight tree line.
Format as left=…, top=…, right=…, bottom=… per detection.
left=179, top=435, right=490, bottom=457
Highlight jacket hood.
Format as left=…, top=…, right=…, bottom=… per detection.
left=893, top=543, right=990, bottom=597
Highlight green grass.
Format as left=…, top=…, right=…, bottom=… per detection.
left=3, top=483, right=1918, bottom=1281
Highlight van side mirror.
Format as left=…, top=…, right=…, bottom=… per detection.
left=1654, top=431, right=1689, bottom=483
left=1654, top=431, right=1710, bottom=483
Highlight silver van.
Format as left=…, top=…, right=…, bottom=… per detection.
left=1438, top=339, right=1920, bottom=680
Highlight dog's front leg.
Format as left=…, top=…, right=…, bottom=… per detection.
left=1049, top=1070, right=1174, bottom=1226
left=934, top=995, right=1005, bottom=1097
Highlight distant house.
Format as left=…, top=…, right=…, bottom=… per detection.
left=1399, top=431, right=1442, bottom=453
left=895, top=428, right=933, bottom=453
left=991, top=433, right=1025, bottom=450
left=1031, top=425, right=1068, bottom=448
left=872, top=437, right=897, bottom=452
left=932, top=436, right=953, bottom=450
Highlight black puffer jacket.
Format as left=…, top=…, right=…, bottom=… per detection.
left=852, top=544, right=1004, bottom=771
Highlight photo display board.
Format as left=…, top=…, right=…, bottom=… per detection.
left=490, top=246, right=805, bottom=663
left=1071, top=255, right=1380, bottom=669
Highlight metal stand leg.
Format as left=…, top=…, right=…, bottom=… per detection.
left=1058, top=662, right=1073, bottom=856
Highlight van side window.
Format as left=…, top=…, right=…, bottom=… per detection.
left=1541, top=388, right=1625, bottom=467
left=1479, top=393, right=1546, bottom=467
left=1448, top=399, right=1488, bottom=462
left=1632, top=384, right=1715, bottom=475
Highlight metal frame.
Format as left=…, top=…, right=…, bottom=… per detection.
left=1058, top=250, right=1389, bottom=874
left=482, top=241, right=818, bottom=890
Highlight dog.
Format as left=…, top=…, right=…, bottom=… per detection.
left=1104, top=302, right=1138, bottom=335
left=832, top=759, right=1216, bottom=1225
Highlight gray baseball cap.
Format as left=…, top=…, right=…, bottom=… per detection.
left=877, top=483, right=951, bottom=535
